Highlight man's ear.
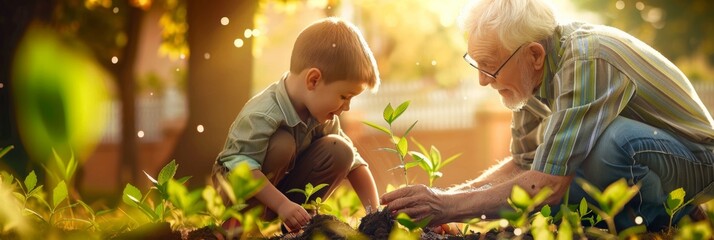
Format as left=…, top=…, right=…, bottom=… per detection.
left=305, top=68, right=322, bottom=90
left=527, top=42, right=546, bottom=71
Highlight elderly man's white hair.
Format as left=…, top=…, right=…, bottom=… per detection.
left=459, top=0, right=558, bottom=51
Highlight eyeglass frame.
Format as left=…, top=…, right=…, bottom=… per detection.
left=463, top=45, right=523, bottom=79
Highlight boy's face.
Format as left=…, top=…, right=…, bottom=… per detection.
left=306, top=77, right=367, bottom=123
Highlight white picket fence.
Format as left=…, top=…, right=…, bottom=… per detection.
left=98, top=81, right=714, bottom=143
left=100, top=87, right=186, bottom=143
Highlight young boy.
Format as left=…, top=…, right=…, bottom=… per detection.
left=212, top=17, right=381, bottom=232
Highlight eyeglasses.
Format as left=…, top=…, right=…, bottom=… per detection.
left=463, top=45, right=523, bottom=79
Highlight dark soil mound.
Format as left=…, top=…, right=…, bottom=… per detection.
left=357, top=210, right=394, bottom=239
left=269, top=214, right=361, bottom=240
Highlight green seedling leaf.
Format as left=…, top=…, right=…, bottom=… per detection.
left=122, top=183, right=142, bottom=206
left=383, top=103, right=395, bottom=124
left=578, top=198, right=589, bottom=217
left=395, top=212, right=432, bottom=231
left=52, top=149, right=67, bottom=179
left=392, top=101, right=410, bottom=122
left=176, top=176, right=191, bottom=185
left=510, top=185, right=531, bottom=210
left=403, top=121, right=418, bottom=137
left=362, top=121, right=391, bottom=136
left=24, top=171, right=37, bottom=192
left=540, top=204, right=551, bottom=217
left=665, top=187, right=686, bottom=216
left=307, top=183, right=328, bottom=197
left=53, top=180, right=68, bottom=208
left=0, top=145, right=14, bottom=158
left=286, top=188, right=306, bottom=195
left=158, top=159, right=178, bottom=185
left=144, top=170, right=158, bottom=185
left=397, top=137, right=408, bottom=158
left=557, top=218, right=573, bottom=240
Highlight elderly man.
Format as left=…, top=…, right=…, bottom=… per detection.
left=381, top=0, right=714, bottom=231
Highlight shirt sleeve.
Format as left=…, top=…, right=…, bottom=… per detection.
left=533, top=56, right=636, bottom=176
left=323, top=117, right=368, bottom=171
left=217, top=112, right=279, bottom=171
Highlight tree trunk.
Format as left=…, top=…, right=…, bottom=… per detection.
left=171, top=0, right=256, bottom=187
left=115, top=6, right=143, bottom=187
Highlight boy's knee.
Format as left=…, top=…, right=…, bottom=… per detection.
left=314, top=134, right=354, bottom=171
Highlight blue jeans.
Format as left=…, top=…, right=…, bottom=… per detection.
left=566, top=116, right=714, bottom=231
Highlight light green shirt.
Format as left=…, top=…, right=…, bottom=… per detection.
left=511, top=22, right=714, bottom=176
left=216, top=75, right=368, bottom=171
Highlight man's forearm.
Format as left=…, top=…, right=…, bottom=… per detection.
left=449, top=157, right=521, bottom=192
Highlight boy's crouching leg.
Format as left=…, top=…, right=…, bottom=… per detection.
left=277, top=134, right=354, bottom=206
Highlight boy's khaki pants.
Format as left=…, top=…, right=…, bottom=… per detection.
left=212, top=129, right=354, bottom=220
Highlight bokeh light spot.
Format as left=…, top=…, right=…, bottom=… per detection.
left=220, top=17, right=229, bottom=26
left=197, top=125, right=205, bottom=133
left=234, top=38, right=244, bottom=48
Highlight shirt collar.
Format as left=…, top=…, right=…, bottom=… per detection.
left=535, top=24, right=565, bottom=104
left=275, top=72, right=305, bottom=127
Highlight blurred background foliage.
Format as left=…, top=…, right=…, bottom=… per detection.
left=572, top=0, right=714, bottom=81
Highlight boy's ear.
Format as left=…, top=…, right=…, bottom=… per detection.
left=305, top=68, right=322, bottom=90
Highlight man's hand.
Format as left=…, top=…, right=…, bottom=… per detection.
left=380, top=184, right=452, bottom=226
left=276, top=201, right=311, bottom=232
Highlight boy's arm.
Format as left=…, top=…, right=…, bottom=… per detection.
left=347, top=165, right=380, bottom=213
left=251, top=169, right=311, bottom=230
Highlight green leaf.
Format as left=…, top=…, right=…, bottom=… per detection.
left=397, top=137, right=408, bottom=158
left=362, top=121, right=391, bottom=136
left=286, top=188, right=306, bottom=195
left=383, top=103, right=394, bottom=124
left=310, top=183, right=329, bottom=198
left=24, top=170, right=37, bottom=192
left=0, top=145, right=14, bottom=159
left=540, top=204, right=551, bottom=217
left=395, top=212, right=432, bottom=231
left=665, top=187, right=686, bottom=215
left=52, top=149, right=67, bottom=179
left=144, top=171, right=158, bottom=185
left=579, top=198, right=589, bottom=216
left=158, top=159, right=178, bottom=185
left=66, top=151, right=77, bottom=181
left=53, top=180, right=68, bottom=208
left=392, top=101, right=410, bottom=122
left=122, top=183, right=143, bottom=206
left=510, top=185, right=531, bottom=210
left=403, top=121, right=418, bottom=137
left=557, top=218, right=573, bottom=240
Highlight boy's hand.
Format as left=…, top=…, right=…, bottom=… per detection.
left=277, top=201, right=311, bottom=232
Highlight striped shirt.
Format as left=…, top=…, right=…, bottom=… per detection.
left=512, top=22, right=714, bottom=176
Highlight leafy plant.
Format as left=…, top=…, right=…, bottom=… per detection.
left=501, top=185, right=553, bottom=228
left=287, top=183, right=331, bottom=215
left=407, top=138, right=461, bottom=187
left=363, top=101, right=418, bottom=185
left=576, top=178, right=646, bottom=239
left=664, top=187, right=693, bottom=230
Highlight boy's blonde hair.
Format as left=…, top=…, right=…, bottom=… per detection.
left=290, top=17, right=380, bottom=92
